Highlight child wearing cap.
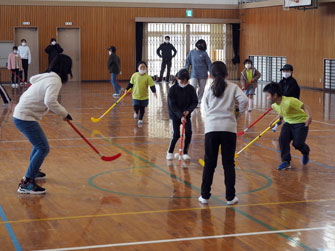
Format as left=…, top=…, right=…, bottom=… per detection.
left=240, top=59, right=261, bottom=112
left=272, top=64, right=300, bottom=132
left=263, top=82, right=312, bottom=170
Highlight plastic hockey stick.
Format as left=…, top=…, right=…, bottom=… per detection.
left=235, top=118, right=280, bottom=159
left=91, top=88, right=131, bottom=123
left=237, top=107, right=273, bottom=136
left=242, top=80, right=253, bottom=91
left=178, top=115, right=186, bottom=161
left=67, top=120, right=121, bottom=161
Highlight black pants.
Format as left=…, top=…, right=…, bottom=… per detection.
left=168, top=117, right=192, bottom=154
left=11, top=69, right=20, bottom=84
left=159, top=59, right=172, bottom=81
left=279, top=122, right=310, bottom=162
left=21, top=59, right=29, bottom=82
left=0, top=84, right=11, bottom=104
left=201, top=131, right=236, bottom=201
left=134, top=105, right=145, bottom=120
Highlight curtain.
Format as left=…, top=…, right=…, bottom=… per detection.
left=225, top=24, right=238, bottom=80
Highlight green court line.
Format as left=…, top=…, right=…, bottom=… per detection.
left=88, top=166, right=272, bottom=198
left=78, top=124, right=313, bottom=250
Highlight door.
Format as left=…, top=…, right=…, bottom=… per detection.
left=57, top=28, right=80, bottom=81
left=14, top=27, right=39, bottom=79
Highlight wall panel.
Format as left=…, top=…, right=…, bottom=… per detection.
left=0, top=5, right=238, bottom=81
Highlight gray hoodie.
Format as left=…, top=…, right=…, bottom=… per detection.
left=13, top=72, right=68, bottom=121
left=203, top=82, right=248, bottom=134
left=185, top=49, right=212, bottom=79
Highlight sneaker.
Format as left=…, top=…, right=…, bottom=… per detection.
left=277, top=161, right=291, bottom=170
left=11, top=83, right=16, bottom=88
left=138, top=120, right=143, bottom=125
left=302, top=154, right=309, bottom=165
left=248, top=108, right=252, bottom=112
left=198, top=196, right=209, bottom=204
left=35, top=170, right=46, bottom=181
left=15, top=84, right=19, bottom=88
left=227, top=196, right=239, bottom=205
left=166, top=152, right=174, bottom=160
left=134, top=112, right=138, bottom=119
left=113, top=93, right=120, bottom=98
left=272, top=123, right=279, bottom=132
left=20, top=82, right=24, bottom=86
left=183, top=154, right=191, bottom=161
left=17, top=178, right=46, bottom=194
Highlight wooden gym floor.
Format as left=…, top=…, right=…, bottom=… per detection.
left=0, top=81, right=335, bottom=251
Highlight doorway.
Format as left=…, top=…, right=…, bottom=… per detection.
left=57, top=28, right=80, bottom=81
left=14, top=27, right=39, bottom=79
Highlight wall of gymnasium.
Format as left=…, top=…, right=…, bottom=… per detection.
left=0, top=5, right=238, bottom=82
left=239, top=4, right=335, bottom=89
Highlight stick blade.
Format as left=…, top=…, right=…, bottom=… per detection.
left=234, top=153, right=239, bottom=159
left=101, top=153, right=121, bottom=161
left=237, top=131, right=245, bottom=136
left=198, top=159, right=205, bottom=167
left=91, top=117, right=101, bottom=123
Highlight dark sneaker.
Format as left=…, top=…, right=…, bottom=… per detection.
left=17, top=179, right=46, bottom=194
left=302, top=154, right=309, bottom=165
left=35, top=170, right=46, bottom=181
left=277, top=161, right=291, bottom=170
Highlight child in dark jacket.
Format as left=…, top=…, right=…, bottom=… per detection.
left=167, top=69, right=198, bottom=161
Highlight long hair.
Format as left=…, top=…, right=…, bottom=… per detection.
left=210, top=61, right=228, bottom=98
left=46, top=54, right=72, bottom=83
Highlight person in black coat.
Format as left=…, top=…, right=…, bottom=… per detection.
left=157, top=36, right=177, bottom=83
left=273, top=64, right=301, bottom=132
left=45, top=38, right=63, bottom=65
left=167, top=69, right=198, bottom=161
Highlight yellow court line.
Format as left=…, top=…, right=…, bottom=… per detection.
left=1, top=198, right=335, bottom=225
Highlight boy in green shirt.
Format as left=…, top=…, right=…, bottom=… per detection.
left=263, top=82, right=312, bottom=170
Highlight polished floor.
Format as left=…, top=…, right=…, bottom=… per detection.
left=0, top=81, right=335, bottom=251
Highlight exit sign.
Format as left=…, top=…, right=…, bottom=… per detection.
left=186, top=9, right=193, bottom=17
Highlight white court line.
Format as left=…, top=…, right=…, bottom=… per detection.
left=313, top=120, right=335, bottom=126
left=35, top=226, right=335, bottom=251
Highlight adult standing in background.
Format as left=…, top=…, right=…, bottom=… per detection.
left=18, top=39, right=31, bottom=84
left=185, top=39, right=212, bottom=107
left=156, top=36, right=177, bottom=83
left=45, top=38, right=63, bottom=65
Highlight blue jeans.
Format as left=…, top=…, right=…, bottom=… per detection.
left=14, top=118, right=50, bottom=179
left=110, top=73, right=121, bottom=94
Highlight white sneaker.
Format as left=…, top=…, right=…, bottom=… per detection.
left=272, top=123, right=279, bottom=132
left=183, top=154, right=191, bottom=161
left=15, top=84, right=19, bottom=88
left=113, top=93, right=120, bottom=98
left=227, top=196, right=239, bottom=205
left=134, top=112, right=138, bottom=119
left=138, top=120, right=143, bottom=125
left=198, top=196, right=209, bottom=204
left=166, top=152, right=174, bottom=160
left=11, top=83, right=16, bottom=88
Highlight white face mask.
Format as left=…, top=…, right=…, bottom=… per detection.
left=282, top=72, right=291, bottom=78
left=13, top=50, right=18, bottom=54
left=165, top=40, right=170, bottom=43
left=245, top=64, right=251, bottom=69
left=51, top=41, right=56, bottom=45
left=108, top=51, right=112, bottom=55
left=139, top=69, right=146, bottom=75
left=21, top=42, right=26, bottom=46
left=178, top=81, right=188, bottom=88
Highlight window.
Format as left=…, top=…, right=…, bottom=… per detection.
left=249, top=55, right=287, bottom=82
left=324, top=59, right=335, bottom=90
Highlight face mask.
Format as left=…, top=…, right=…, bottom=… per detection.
left=282, top=72, right=291, bottom=78
left=108, top=51, right=112, bottom=55
left=139, top=69, right=146, bottom=75
left=13, top=50, right=18, bottom=54
left=165, top=40, right=170, bottom=43
left=178, top=81, right=188, bottom=88
left=245, top=64, right=251, bottom=69
left=21, top=42, right=26, bottom=46
left=51, top=41, right=56, bottom=45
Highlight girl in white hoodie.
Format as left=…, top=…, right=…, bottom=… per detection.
left=198, top=61, right=248, bottom=205
left=13, top=54, right=73, bottom=194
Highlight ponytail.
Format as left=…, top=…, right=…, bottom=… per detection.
left=210, top=61, right=228, bottom=98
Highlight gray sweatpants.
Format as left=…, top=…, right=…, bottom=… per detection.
left=190, top=78, right=207, bottom=105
